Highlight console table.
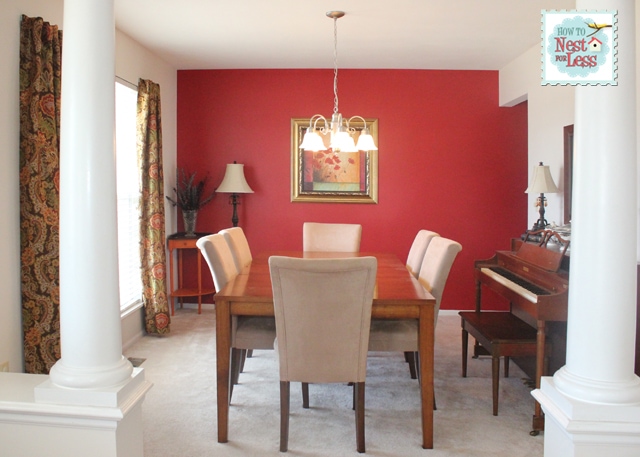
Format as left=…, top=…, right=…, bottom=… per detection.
left=167, top=232, right=215, bottom=315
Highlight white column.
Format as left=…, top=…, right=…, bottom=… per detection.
left=533, top=0, right=640, bottom=455
left=6, top=1, right=153, bottom=456
left=49, top=0, right=132, bottom=388
left=554, top=0, right=640, bottom=406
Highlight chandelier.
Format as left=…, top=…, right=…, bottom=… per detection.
left=299, top=11, right=378, bottom=153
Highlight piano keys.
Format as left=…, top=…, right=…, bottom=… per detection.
left=480, top=266, right=550, bottom=303
left=473, top=230, right=569, bottom=434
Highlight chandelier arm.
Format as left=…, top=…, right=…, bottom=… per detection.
left=347, top=115, right=368, bottom=132
left=309, top=114, right=329, bottom=134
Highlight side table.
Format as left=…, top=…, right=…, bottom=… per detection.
left=167, top=232, right=215, bottom=315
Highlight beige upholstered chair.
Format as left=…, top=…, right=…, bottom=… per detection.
left=369, top=237, right=462, bottom=380
left=269, top=256, right=377, bottom=453
left=401, top=229, right=440, bottom=375
left=302, top=222, right=362, bottom=252
left=220, top=226, right=259, bottom=361
left=196, top=233, right=237, bottom=292
left=196, top=234, right=276, bottom=400
left=405, top=230, right=440, bottom=278
left=219, top=227, right=252, bottom=273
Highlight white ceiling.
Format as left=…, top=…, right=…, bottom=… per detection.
left=114, top=0, right=576, bottom=71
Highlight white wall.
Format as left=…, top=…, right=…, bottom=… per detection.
left=0, top=0, right=177, bottom=372
left=500, top=5, right=640, bottom=259
left=499, top=44, right=576, bottom=230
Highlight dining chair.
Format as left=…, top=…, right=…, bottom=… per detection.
left=196, top=234, right=276, bottom=401
left=405, top=230, right=440, bottom=278
left=302, top=222, right=362, bottom=252
left=219, top=227, right=252, bottom=273
left=220, top=226, right=260, bottom=363
left=269, top=256, right=377, bottom=453
left=369, top=236, right=462, bottom=380
left=402, top=229, right=440, bottom=375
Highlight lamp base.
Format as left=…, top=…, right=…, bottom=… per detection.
left=228, top=193, right=240, bottom=227
left=530, top=219, right=549, bottom=232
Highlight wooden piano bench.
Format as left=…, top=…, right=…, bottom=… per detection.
left=458, top=311, right=546, bottom=416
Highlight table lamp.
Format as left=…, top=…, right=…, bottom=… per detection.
left=216, top=162, right=254, bottom=227
left=525, top=161, right=559, bottom=231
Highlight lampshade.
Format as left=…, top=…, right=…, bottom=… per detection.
left=525, top=162, right=558, bottom=194
left=299, top=128, right=326, bottom=152
left=216, top=163, right=254, bottom=194
left=330, top=128, right=357, bottom=152
left=355, top=128, right=378, bottom=151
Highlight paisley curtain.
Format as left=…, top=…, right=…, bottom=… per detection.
left=137, top=79, right=171, bottom=334
left=19, top=15, right=63, bottom=374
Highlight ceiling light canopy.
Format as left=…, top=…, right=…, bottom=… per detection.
left=299, top=11, right=378, bottom=153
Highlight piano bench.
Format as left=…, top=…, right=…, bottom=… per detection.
left=458, top=311, right=543, bottom=416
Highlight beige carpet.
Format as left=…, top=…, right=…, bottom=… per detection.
left=125, top=308, right=544, bottom=456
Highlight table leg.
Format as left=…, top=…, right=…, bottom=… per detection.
left=532, top=321, right=547, bottom=433
left=197, top=250, right=203, bottom=314
left=216, top=298, right=231, bottom=443
left=178, top=249, right=184, bottom=310
left=418, top=305, right=435, bottom=449
left=169, top=247, right=175, bottom=315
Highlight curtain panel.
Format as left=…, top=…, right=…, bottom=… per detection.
left=137, top=79, right=171, bottom=334
left=19, top=15, right=63, bottom=374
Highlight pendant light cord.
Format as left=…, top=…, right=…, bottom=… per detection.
left=333, top=16, right=339, bottom=115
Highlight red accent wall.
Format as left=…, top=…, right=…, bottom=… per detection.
left=176, top=69, right=527, bottom=311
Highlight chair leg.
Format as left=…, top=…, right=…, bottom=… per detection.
left=247, top=349, right=253, bottom=358
left=354, top=382, right=365, bottom=453
left=405, top=351, right=418, bottom=379
left=461, top=328, right=468, bottom=377
left=229, top=348, right=242, bottom=404
left=504, top=356, right=510, bottom=378
left=352, top=383, right=355, bottom=411
left=302, top=382, right=309, bottom=409
left=239, top=349, right=247, bottom=373
left=492, top=355, right=500, bottom=416
left=280, top=381, right=290, bottom=452
left=231, top=348, right=242, bottom=385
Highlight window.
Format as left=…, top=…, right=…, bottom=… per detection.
left=115, top=81, right=143, bottom=313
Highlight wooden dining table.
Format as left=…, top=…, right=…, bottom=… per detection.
left=214, top=251, right=437, bottom=449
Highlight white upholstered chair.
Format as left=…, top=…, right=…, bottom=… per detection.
left=402, top=229, right=440, bottom=374
left=220, top=226, right=259, bottom=361
left=196, top=233, right=237, bottom=293
left=405, top=230, right=440, bottom=278
left=219, top=227, right=252, bottom=273
left=302, top=222, right=362, bottom=252
left=369, top=236, right=462, bottom=380
left=196, top=234, right=276, bottom=400
left=269, top=256, right=377, bottom=453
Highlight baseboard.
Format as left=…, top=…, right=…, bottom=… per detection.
left=439, top=309, right=461, bottom=317
left=121, top=307, right=145, bottom=351
left=178, top=302, right=216, bottom=311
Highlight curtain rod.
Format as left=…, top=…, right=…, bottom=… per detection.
left=116, top=75, right=138, bottom=88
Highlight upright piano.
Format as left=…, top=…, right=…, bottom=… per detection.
left=474, top=230, right=570, bottom=433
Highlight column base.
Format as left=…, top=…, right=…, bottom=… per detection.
left=533, top=377, right=640, bottom=457
left=0, top=368, right=152, bottom=457
left=48, top=355, right=134, bottom=390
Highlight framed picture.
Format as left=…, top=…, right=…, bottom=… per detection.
left=290, top=117, right=378, bottom=204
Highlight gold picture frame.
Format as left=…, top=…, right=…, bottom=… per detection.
left=291, top=117, right=378, bottom=204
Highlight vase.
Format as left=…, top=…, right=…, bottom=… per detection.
left=182, top=210, right=198, bottom=237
